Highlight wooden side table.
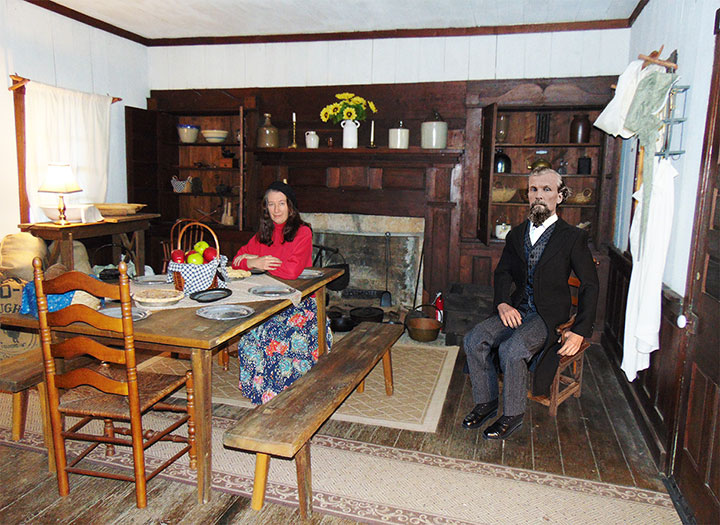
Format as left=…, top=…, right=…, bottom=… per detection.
left=19, top=213, right=160, bottom=276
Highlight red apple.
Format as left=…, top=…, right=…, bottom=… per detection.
left=170, top=249, right=185, bottom=263
left=202, top=247, right=218, bottom=262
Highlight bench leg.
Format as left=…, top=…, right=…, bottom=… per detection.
left=382, top=350, right=394, bottom=396
left=37, top=382, right=56, bottom=473
left=251, top=453, right=270, bottom=511
left=295, top=443, right=312, bottom=519
left=11, top=390, right=29, bottom=441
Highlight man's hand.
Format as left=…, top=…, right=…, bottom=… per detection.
left=497, top=303, right=522, bottom=328
left=557, top=331, right=584, bottom=356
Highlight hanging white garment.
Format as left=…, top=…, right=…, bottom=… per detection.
left=594, top=60, right=663, bottom=138
left=24, top=83, right=112, bottom=223
left=621, top=158, right=678, bottom=381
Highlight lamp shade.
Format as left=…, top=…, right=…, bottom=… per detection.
left=38, top=163, right=82, bottom=194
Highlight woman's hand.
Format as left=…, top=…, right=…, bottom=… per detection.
left=232, top=254, right=257, bottom=268
left=246, top=255, right=282, bottom=271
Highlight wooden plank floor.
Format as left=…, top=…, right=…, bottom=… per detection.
left=0, top=343, right=666, bottom=523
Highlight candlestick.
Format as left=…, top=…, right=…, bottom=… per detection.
left=290, top=120, right=297, bottom=148
left=368, top=119, right=377, bottom=148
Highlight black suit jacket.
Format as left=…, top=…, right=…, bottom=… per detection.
left=493, top=218, right=599, bottom=394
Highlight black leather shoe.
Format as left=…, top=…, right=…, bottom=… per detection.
left=482, top=414, right=523, bottom=440
left=462, top=399, right=498, bottom=429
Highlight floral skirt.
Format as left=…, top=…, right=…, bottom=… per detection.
left=238, top=295, right=333, bottom=405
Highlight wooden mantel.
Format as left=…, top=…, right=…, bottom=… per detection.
left=250, top=147, right=464, bottom=167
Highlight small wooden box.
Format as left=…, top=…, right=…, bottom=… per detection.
left=218, top=158, right=239, bottom=168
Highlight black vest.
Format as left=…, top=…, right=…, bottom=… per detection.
left=520, top=222, right=557, bottom=313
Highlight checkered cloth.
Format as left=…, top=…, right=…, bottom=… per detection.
left=167, top=255, right=228, bottom=296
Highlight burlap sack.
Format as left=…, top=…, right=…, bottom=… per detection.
left=0, top=233, right=48, bottom=282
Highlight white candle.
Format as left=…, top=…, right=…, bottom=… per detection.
left=370, top=120, right=375, bottom=143
left=292, top=112, right=296, bottom=123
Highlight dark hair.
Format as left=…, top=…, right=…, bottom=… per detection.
left=529, top=167, right=571, bottom=203
left=257, top=186, right=311, bottom=245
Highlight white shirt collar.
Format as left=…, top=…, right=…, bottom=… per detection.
left=528, top=213, right=558, bottom=245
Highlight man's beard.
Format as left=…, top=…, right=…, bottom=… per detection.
left=528, top=201, right=552, bottom=226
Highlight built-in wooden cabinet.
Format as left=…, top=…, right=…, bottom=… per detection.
left=477, top=104, right=610, bottom=246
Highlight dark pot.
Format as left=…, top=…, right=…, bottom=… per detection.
left=328, top=309, right=355, bottom=332
left=350, top=306, right=384, bottom=324
left=326, top=263, right=349, bottom=291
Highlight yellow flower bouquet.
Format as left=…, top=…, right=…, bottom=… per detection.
left=320, top=92, right=378, bottom=124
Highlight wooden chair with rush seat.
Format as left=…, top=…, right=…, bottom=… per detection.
left=32, top=257, right=197, bottom=509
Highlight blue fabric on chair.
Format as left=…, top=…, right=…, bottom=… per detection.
left=20, top=280, right=75, bottom=318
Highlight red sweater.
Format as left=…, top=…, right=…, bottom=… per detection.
left=232, top=223, right=312, bottom=279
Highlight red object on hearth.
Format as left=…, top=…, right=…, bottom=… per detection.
left=433, top=292, right=444, bottom=323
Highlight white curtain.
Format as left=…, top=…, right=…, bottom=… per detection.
left=24, top=82, right=112, bottom=222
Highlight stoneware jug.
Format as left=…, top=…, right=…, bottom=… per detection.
left=305, top=130, right=319, bottom=149
left=389, top=126, right=409, bottom=149
left=341, top=119, right=360, bottom=149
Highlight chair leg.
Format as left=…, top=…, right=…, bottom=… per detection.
left=37, top=382, right=56, bottom=473
left=11, top=390, right=29, bottom=441
left=186, top=371, right=197, bottom=470
left=219, top=348, right=229, bottom=371
left=573, top=356, right=584, bottom=398
left=357, top=380, right=365, bottom=393
left=130, top=413, right=148, bottom=508
left=548, top=369, right=561, bottom=418
left=48, top=400, right=69, bottom=497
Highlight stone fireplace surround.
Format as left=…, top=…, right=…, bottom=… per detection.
left=304, top=213, right=424, bottom=308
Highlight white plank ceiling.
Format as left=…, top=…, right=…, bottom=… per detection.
left=48, top=0, right=641, bottom=40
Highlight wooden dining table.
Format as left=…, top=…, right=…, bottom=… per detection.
left=0, top=266, right=343, bottom=504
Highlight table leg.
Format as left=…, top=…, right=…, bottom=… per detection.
left=382, top=350, right=394, bottom=396
left=60, top=235, right=74, bottom=270
left=191, top=348, right=213, bottom=503
left=135, top=230, right=146, bottom=276
left=317, top=285, right=326, bottom=356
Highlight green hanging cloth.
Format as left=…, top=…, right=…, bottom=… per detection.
left=624, top=71, right=678, bottom=251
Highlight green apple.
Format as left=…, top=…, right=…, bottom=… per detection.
left=193, top=240, right=210, bottom=254
left=186, top=252, right=204, bottom=265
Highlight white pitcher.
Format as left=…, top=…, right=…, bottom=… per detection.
left=305, top=130, right=319, bottom=149
left=341, top=119, right=360, bottom=149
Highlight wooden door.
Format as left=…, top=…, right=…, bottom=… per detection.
left=477, top=103, right=497, bottom=244
left=673, top=15, right=720, bottom=524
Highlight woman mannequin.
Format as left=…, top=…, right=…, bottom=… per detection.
left=232, top=181, right=332, bottom=404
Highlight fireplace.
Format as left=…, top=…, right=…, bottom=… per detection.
left=305, top=213, right=424, bottom=308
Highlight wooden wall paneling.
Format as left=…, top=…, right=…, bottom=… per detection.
left=125, top=107, right=159, bottom=212
left=460, top=101, right=482, bottom=233
left=477, top=104, right=497, bottom=243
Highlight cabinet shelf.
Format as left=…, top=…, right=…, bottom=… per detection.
left=176, top=166, right=241, bottom=171
left=491, top=202, right=595, bottom=208
left=496, top=142, right=602, bottom=148
left=164, top=191, right=239, bottom=198
left=494, top=172, right=598, bottom=177
left=170, top=142, right=241, bottom=147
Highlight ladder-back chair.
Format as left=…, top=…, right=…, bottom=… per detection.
left=161, top=218, right=212, bottom=272
left=32, top=257, right=197, bottom=508
left=528, top=275, right=591, bottom=416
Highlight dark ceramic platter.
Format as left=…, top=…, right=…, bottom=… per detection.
left=189, top=288, right=232, bottom=303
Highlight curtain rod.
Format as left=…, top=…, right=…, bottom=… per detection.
left=8, top=75, right=122, bottom=103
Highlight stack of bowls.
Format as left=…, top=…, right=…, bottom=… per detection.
left=177, top=124, right=200, bottom=143
left=202, top=130, right=228, bottom=143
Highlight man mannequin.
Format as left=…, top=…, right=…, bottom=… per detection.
left=463, top=167, right=599, bottom=439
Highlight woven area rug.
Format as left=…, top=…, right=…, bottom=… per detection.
left=0, top=392, right=680, bottom=525
left=138, top=338, right=458, bottom=433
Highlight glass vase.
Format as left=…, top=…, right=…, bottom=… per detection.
left=256, top=113, right=279, bottom=148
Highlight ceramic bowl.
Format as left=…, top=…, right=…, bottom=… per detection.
left=202, top=129, right=228, bottom=143
left=177, top=124, right=200, bottom=143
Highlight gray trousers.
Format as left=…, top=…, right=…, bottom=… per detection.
left=463, top=312, right=546, bottom=417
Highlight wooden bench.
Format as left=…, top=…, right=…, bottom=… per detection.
left=0, top=347, right=55, bottom=470
left=223, top=321, right=403, bottom=518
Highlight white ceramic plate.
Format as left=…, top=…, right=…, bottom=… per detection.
left=248, top=285, right=295, bottom=298
left=297, top=269, right=323, bottom=279
left=196, top=304, right=255, bottom=320
left=101, top=307, right=149, bottom=321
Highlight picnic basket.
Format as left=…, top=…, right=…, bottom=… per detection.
left=168, top=221, right=227, bottom=294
